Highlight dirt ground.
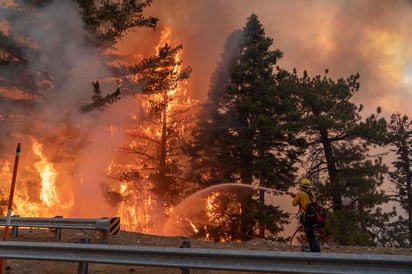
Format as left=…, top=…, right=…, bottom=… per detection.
left=2, top=228, right=412, bottom=273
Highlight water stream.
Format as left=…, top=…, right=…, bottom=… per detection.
left=161, top=183, right=297, bottom=236
left=184, top=182, right=294, bottom=197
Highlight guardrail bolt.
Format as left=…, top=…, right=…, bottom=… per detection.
left=180, top=240, right=191, bottom=248
left=301, top=245, right=311, bottom=252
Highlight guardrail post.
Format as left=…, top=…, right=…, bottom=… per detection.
left=54, top=216, right=63, bottom=241
left=77, top=238, right=90, bottom=274
left=10, top=226, right=18, bottom=238
left=180, top=240, right=191, bottom=274
left=10, top=215, right=19, bottom=238
left=100, top=230, right=108, bottom=244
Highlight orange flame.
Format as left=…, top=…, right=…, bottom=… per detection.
left=0, top=137, right=73, bottom=217
left=32, top=138, right=58, bottom=208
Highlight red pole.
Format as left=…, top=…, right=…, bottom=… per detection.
left=0, top=143, right=21, bottom=274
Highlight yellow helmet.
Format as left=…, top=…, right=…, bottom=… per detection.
left=299, top=178, right=311, bottom=188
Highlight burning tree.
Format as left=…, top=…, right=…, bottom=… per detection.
left=133, top=43, right=194, bottom=203
left=104, top=32, right=199, bottom=232
left=1, top=1, right=201, bottom=233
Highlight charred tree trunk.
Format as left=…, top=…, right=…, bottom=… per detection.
left=157, top=90, right=168, bottom=199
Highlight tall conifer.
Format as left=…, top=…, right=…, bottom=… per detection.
left=191, top=14, right=304, bottom=240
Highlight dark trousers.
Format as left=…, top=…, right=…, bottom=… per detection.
left=303, top=222, right=321, bottom=252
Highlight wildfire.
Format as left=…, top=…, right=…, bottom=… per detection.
left=109, top=26, right=199, bottom=233
left=0, top=160, right=11, bottom=202
left=0, top=26, right=205, bottom=238
left=0, top=137, right=74, bottom=217
left=116, top=181, right=154, bottom=232
left=32, top=138, right=58, bottom=207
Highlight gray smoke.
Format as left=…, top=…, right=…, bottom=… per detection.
left=0, top=1, right=136, bottom=217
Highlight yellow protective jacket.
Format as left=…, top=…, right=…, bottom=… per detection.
left=292, top=190, right=315, bottom=214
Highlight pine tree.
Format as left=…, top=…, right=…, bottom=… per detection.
left=287, top=69, right=391, bottom=245
left=190, top=14, right=304, bottom=240
left=388, top=113, right=412, bottom=247
left=78, top=0, right=158, bottom=47
left=80, top=81, right=121, bottom=112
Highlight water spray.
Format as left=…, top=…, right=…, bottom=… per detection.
left=181, top=183, right=305, bottom=250
left=193, top=183, right=295, bottom=197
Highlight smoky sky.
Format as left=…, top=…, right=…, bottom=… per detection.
left=123, top=0, right=412, bottom=117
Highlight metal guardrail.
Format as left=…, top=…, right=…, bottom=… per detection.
left=0, top=216, right=120, bottom=242
left=0, top=241, right=411, bottom=274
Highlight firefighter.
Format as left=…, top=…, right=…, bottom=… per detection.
left=291, top=178, right=321, bottom=252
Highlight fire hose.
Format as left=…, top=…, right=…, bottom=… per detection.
left=289, top=222, right=303, bottom=252
left=288, top=214, right=329, bottom=252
